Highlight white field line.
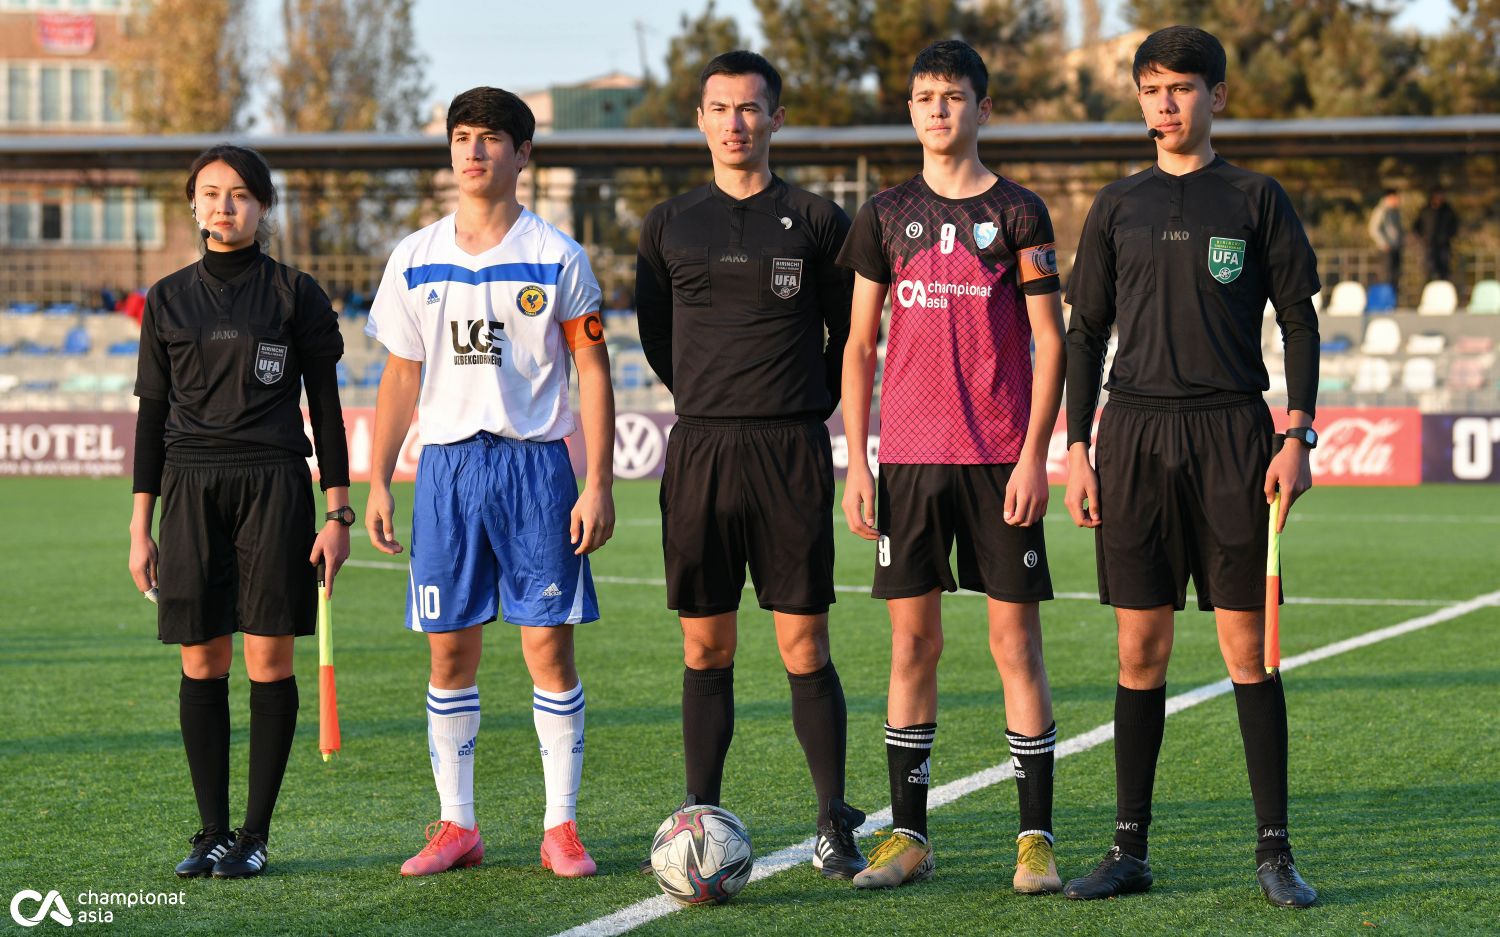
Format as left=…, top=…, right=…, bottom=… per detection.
left=342, top=559, right=1456, bottom=608
left=547, top=587, right=1500, bottom=937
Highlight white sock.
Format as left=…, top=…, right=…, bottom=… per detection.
left=427, top=684, right=479, bottom=829
left=533, top=682, right=585, bottom=830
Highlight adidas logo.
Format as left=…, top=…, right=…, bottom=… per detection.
left=908, top=758, right=930, bottom=785
left=457, top=736, right=476, bottom=756
left=541, top=583, right=562, bottom=598
left=571, top=736, right=585, bottom=754
left=426, top=289, right=440, bottom=305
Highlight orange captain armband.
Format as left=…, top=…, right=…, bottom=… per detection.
left=562, top=311, right=605, bottom=350
left=1018, top=242, right=1059, bottom=284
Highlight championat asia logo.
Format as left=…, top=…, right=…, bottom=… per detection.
left=10, top=890, right=71, bottom=928
left=516, top=284, right=548, bottom=317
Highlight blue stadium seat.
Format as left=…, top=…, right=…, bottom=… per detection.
left=336, top=361, right=351, bottom=388
left=62, top=327, right=91, bottom=356
left=362, top=360, right=385, bottom=386
left=1365, top=283, right=1397, bottom=313
left=1320, top=335, right=1353, bottom=354
left=107, top=340, right=140, bottom=356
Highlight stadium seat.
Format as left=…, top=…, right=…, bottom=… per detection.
left=107, top=339, right=140, bottom=356
left=0, top=374, right=19, bottom=393
left=336, top=361, right=350, bottom=388
left=1447, top=357, right=1487, bottom=391
left=1325, top=281, right=1366, bottom=316
left=1352, top=356, right=1393, bottom=393
left=1320, top=334, right=1353, bottom=354
left=62, top=327, right=91, bottom=356
left=1310, top=290, right=1322, bottom=314
left=1365, top=283, right=1397, bottom=313
left=363, top=359, right=385, bottom=386
left=1417, top=280, right=1458, bottom=315
left=1401, top=357, right=1437, bottom=392
left=1360, top=318, right=1401, bottom=355
left=1455, top=335, right=1495, bottom=355
left=1468, top=279, right=1500, bottom=314
left=1406, top=332, right=1446, bottom=355
left=1318, top=375, right=1351, bottom=393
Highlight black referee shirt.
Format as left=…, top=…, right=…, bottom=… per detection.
left=1065, top=156, right=1320, bottom=446
left=636, top=176, right=853, bottom=419
left=135, top=252, right=344, bottom=455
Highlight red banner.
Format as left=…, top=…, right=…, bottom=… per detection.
left=36, top=14, right=95, bottom=54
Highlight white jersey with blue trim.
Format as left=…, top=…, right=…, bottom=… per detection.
left=365, top=210, right=602, bottom=445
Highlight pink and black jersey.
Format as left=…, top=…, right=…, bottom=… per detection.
left=837, top=174, right=1058, bottom=464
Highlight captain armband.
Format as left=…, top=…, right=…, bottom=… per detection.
left=562, top=311, right=605, bottom=350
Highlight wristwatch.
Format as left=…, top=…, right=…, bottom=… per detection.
left=1283, top=426, right=1318, bottom=449
left=325, top=505, right=357, bottom=527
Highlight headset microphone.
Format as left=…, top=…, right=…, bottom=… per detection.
left=1147, top=127, right=1163, bottom=140
left=201, top=228, right=225, bottom=243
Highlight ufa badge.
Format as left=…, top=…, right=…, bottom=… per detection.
left=1208, top=237, right=1246, bottom=283
left=771, top=258, right=802, bottom=299
left=255, top=342, right=288, bottom=385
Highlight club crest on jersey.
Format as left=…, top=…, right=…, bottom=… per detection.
left=254, top=342, right=287, bottom=385
left=771, top=257, right=802, bottom=299
left=1208, top=237, right=1246, bottom=284
left=516, top=284, right=548, bottom=316
left=974, top=221, right=998, bottom=250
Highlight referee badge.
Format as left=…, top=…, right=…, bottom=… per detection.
left=1208, top=237, right=1246, bottom=284
left=771, top=258, right=802, bottom=299
left=254, top=342, right=287, bottom=385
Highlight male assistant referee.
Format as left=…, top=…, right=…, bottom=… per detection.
left=635, top=50, right=865, bottom=878
left=1062, top=27, right=1320, bottom=908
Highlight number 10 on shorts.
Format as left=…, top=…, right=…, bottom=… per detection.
left=418, top=584, right=441, bottom=620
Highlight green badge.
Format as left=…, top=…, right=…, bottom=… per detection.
left=1208, top=237, right=1246, bottom=284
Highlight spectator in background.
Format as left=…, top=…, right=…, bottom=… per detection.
left=1367, top=189, right=1403, bottom=295
left=1413, top=187, right=1459, bottom=283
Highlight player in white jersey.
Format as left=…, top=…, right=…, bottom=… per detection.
left=364, top=87, right=615, bottom=878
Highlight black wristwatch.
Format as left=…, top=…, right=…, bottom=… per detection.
left=1283, top=426, right=1318, bottom=449
left=325, top=505, right=357, bottom=527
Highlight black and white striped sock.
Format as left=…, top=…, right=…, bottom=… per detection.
left=886, top=722, right=935, bottom=844
left=1006, top=722, right=1057, bottom=843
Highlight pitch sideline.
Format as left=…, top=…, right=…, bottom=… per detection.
left=546, top=587, right=1500, bottom=937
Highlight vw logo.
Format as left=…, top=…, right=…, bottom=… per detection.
left=613, top=414, right=666, bottom=479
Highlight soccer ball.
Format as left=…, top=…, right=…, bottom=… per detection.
left=649, top=805, right=753, bottom=905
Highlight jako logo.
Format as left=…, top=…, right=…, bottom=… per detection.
left=718, top=250, right=749, bottom=263
left=10, top=890, right=72, bottom=928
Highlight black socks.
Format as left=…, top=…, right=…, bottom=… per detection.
left=1114, top=684, right=1167, bottom=860
left=179, top=672, right=231, bottom=836
left=1234, top=675, right=1292, bottom=864
left=682, top=665, right=734, bottom=806
left=243, top=675, right=299, bottom=838
left=787, top=661, right=848, bottom=828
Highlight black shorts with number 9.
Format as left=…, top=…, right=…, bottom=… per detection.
left=872, top=462, right=1053, bottom=603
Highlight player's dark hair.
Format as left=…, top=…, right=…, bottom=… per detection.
left=699, top=50, right=782, bottom=112
left=1383, top=188, right=1399, bottom=198
left=908, top=39, right=990, bottom=99
left=1132, top=26, right=1227, bottom=88
left=447, top=86, right=535, bottom=146
left=185, top=144, right=276, bottom=210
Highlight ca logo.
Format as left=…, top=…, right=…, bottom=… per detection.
left=613, top=414, right=665, bottom=479
left=10, top=890, right=72, bottom=928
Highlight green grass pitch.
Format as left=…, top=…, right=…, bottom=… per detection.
left=1, top=479, right=1497, bottom=935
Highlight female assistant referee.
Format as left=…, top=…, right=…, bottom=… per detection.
left=127, top=144, right=352, bottom=879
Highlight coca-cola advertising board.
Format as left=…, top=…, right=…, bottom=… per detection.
left=1421, top=414, right=1500, bottom=483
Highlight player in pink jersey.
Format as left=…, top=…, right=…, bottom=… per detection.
left=836, top=40, right=1067, bottom=892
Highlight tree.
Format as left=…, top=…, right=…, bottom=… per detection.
left=269, top=0, right=432, bottom=255
left=114, top=0, right=251, bottom=133
left=1123, top=0, right=1428, bottom=118
left=629, top=1, right=744, bottom=128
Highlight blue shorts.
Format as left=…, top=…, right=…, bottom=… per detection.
left=406, top=432, right=599, bottom=631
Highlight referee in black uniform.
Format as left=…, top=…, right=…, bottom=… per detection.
left=635, top=50, right=866, bottom=878
left=1061, top=28, right=1320, bottom=907
left=128, top=145, right=352, bottom=880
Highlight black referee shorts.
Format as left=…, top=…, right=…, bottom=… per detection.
left=660, top=416, right=835, bottom=617
left=872, top=463, right=1053, bottom=603
left=1094, top=391, right=1274, bottom=612
left=156, top=446, right=317, bottom=644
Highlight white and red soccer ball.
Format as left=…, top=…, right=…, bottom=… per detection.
left=649, top=805, right=753, bottom=905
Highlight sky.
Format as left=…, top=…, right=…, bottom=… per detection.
left=410, top=0, right=1458, bottom=105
